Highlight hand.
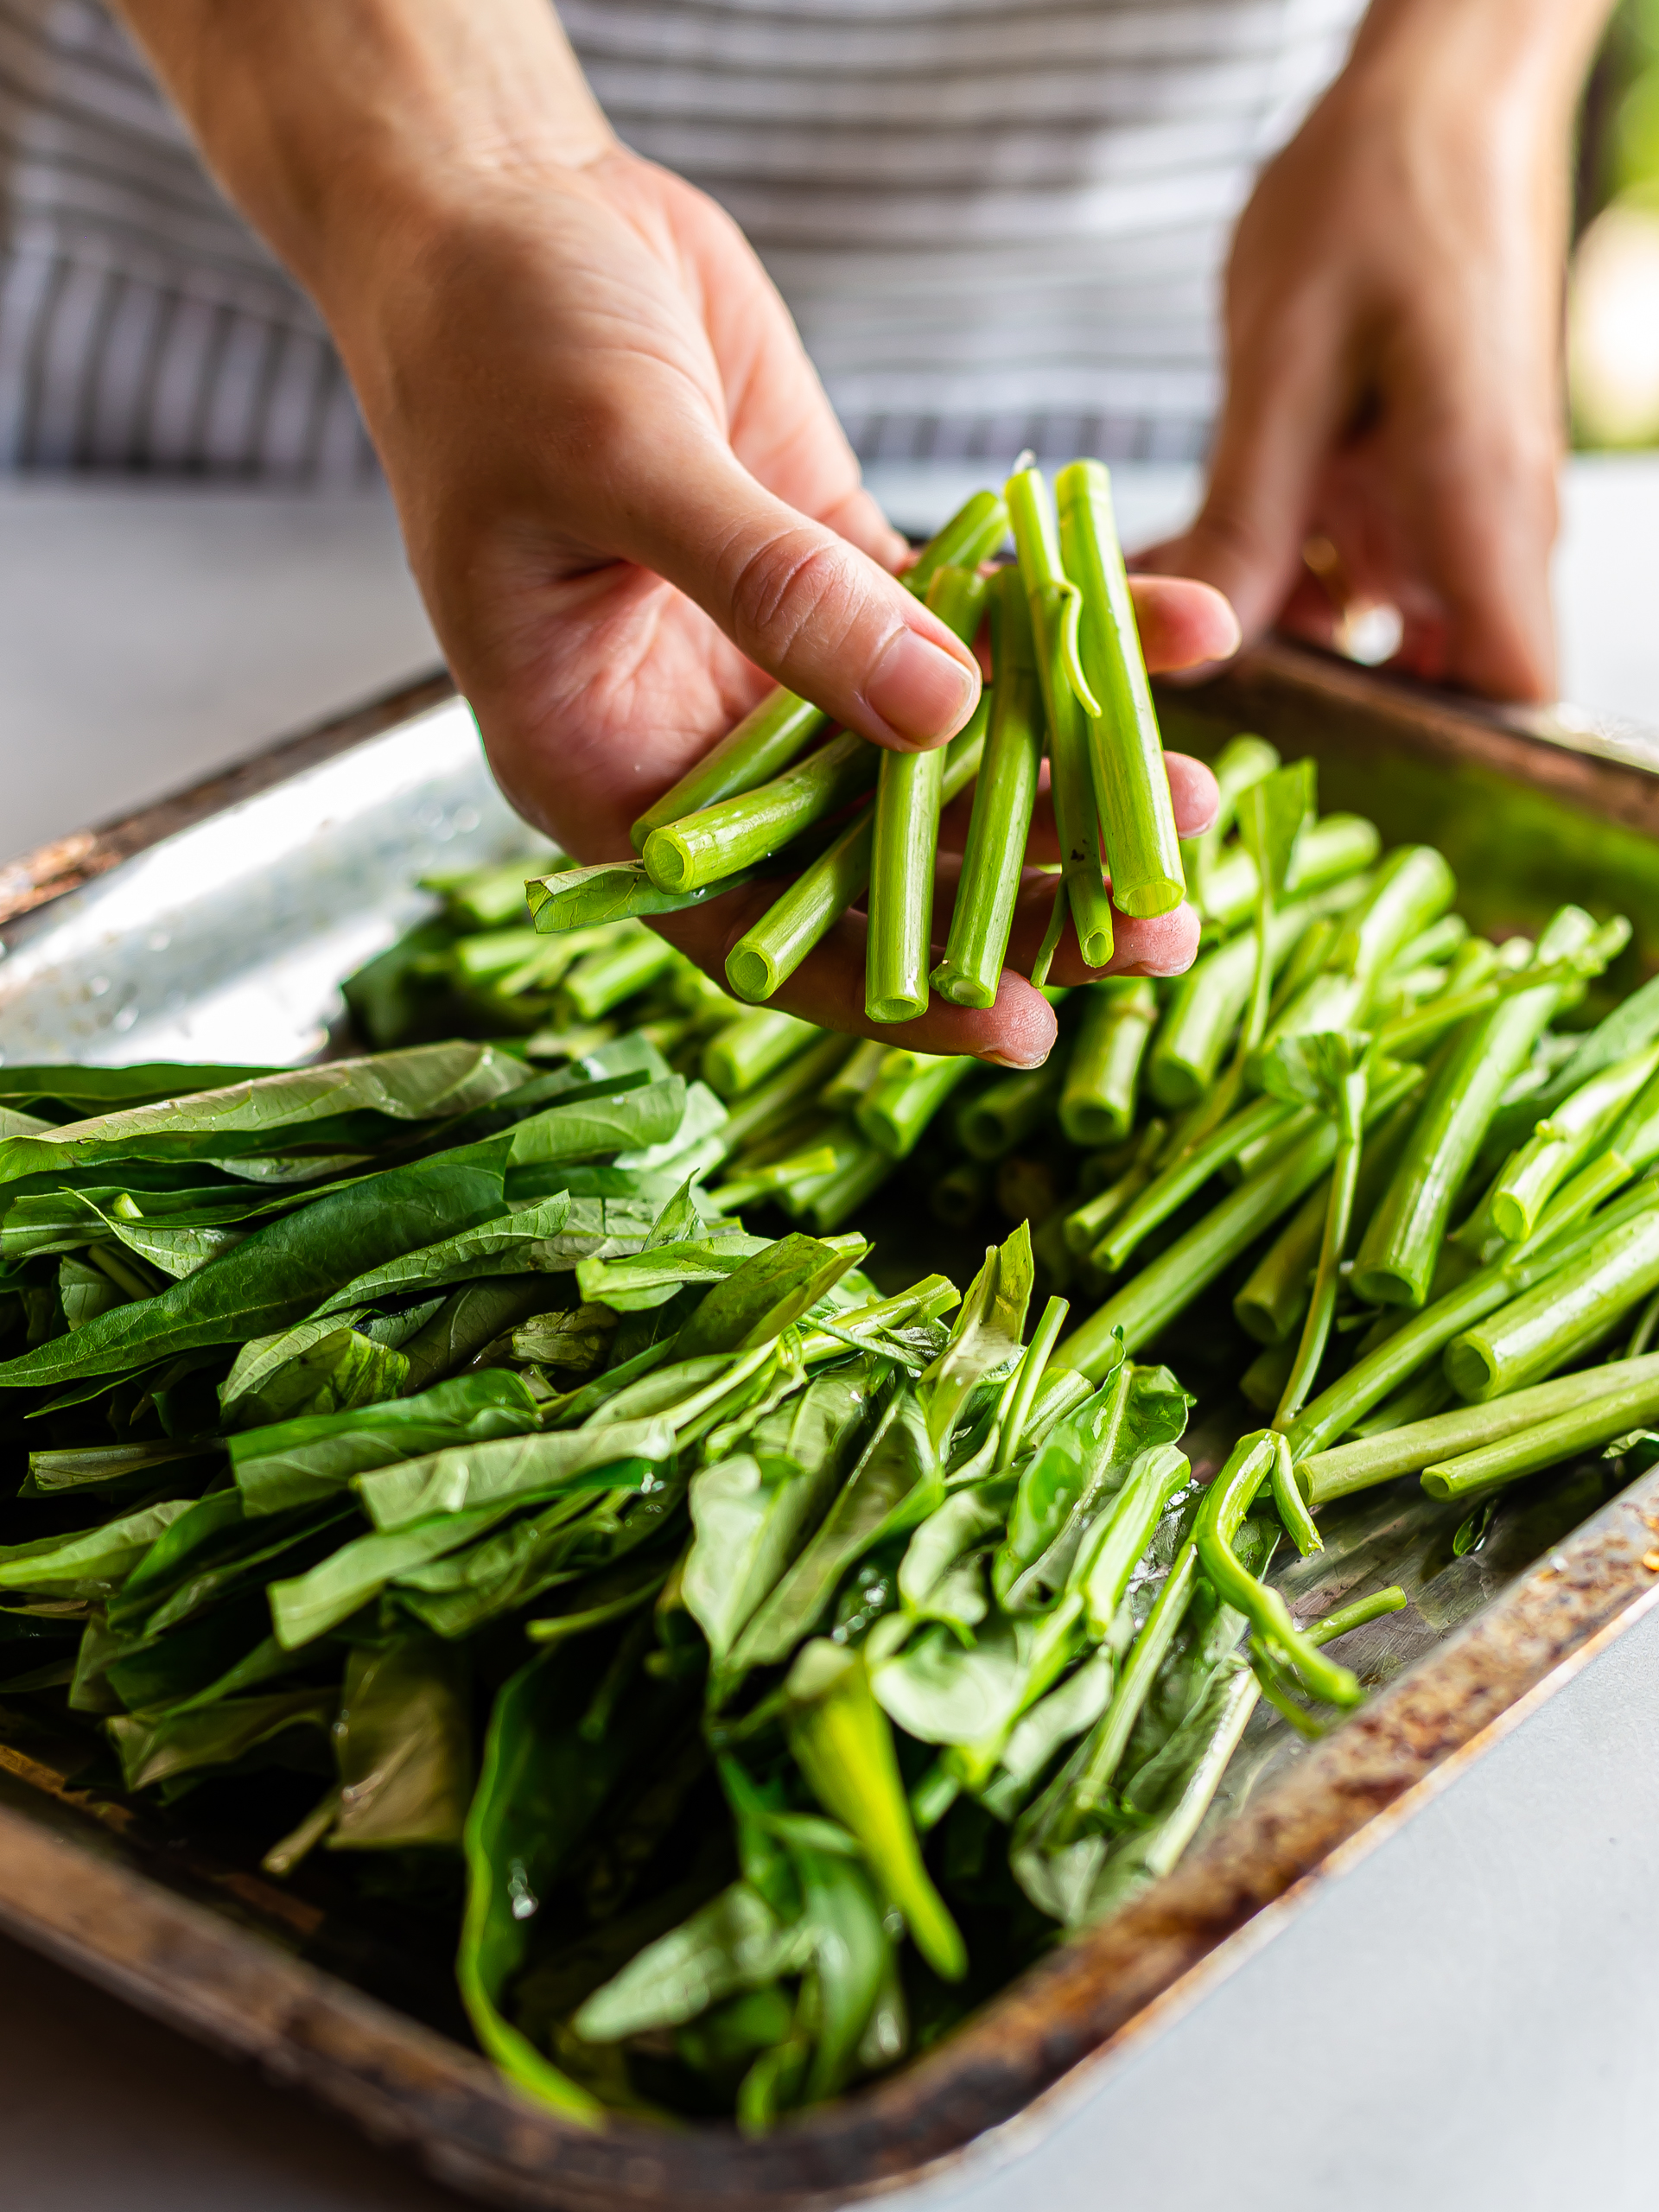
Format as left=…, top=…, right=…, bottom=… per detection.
left=1150, top=0, right=1611, bottom=702
left=114, top=0, right=1235, bottom=1068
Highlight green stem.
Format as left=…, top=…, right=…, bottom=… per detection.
left=1055, top=459, right=1184, bottom=919
left=995, top=1295, right=1071, bottom=1473
left=631, top=692, right=829, bottom=856
left=1006, top=465, right=1115, bottom=969
left=1063, top=1118, right=1166, bottom=1255
left=932, top=569, right=1045, bottom=1008
left=1233, top=1096, right=1418, bottom=1345
left=1286, top=1176, right=1659, bottom=1456
left=643, top=732, right=877, bottom=895
left=1272, top=1072, right=1368, bottom=1430
left=1058, top=979, right=1158, bottom=1147
left=717, top=1033, right=855, bottom=1154
left=1307, top=1586, right=1408, bottom=1643
left=1422, top=1365, right=1659, bottom=1499
left=1352, top=907, right=1599, bottom=1309
left=1262, top=845, right=1455, bottom=1060
left=1445, top=1195, right=1659, bottom=1400
left=1052, top=1537, right=1198, bottom=1841
left=866, top=745, right=944, bottom=1023
left=723, top=704, right=988, bottom=1004
left=1096, top=1091, right=1300, bottom=1274
left=1058, top=1062, right=1423, bottom=1374
left=1297, top=1351, right=1659, bottom=1505
left=955, top=1058, right=1066, bottom=1160
left=1148, top=900, right=1319, bottom=1109
left=902, top=488, right=1011, bottom=601
left=1491, top=1043, right=1659, bottom=1244
left=855, top=1051, right=976, bottom=1158
left=702, top=1007, right=821, bottom=1099
left=1197, top=814, right=1381, bottom=934
left=1194, top=1433, right=1360, bottom=1708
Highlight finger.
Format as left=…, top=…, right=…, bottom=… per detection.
left=1164, top=753, right=1219, bottom=837
left=998, top=876, right=1203, bottom=984
left=1147, top=289, right=1348, bottom=657
left=926, top=859, right=1202, bottom=982
left=653, top=880, right=1058, bottom=1067
left=937, top=752, right=1217, bottom=866
left=616, top=434, right=982, bottom=753
left=1128, top=575, right=1241, bottom=673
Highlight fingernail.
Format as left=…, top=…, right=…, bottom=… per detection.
left=866, top=627, right=977, bottom=745
left=979, top=1047, right=1048, bottom=1071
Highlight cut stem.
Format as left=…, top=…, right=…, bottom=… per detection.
left=1297, top=1351, right=1659, bottom=1505
left=932, top=569, right=1044, bottom=1008
left=1056, top=459, right=1184, bottom=920
left=723, top=703, right=988, bottom=1004
left=1007, top=464, right=1115, bottom=969
left=1058, top=979, right=1158, bottom=1147
left=866, top=745, right=944, bottom=1024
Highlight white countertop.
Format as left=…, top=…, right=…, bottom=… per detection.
left=3, top=460, right=1659, bottom=2212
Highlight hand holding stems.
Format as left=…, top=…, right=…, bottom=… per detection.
left=117, top=0, right=1236, bottom=1076
left=1146, top=0, right=1615, bottom=699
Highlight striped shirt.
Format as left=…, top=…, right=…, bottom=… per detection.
left=0, top=0, right=1363, bottom=477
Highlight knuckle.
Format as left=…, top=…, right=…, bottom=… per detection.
left=722, top=528, right=861, bottom=658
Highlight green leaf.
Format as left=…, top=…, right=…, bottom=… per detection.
left=683, top=1363, right=887, bottom=1662
left=784, top=1640, right=965, bottom=1981
left=354, top=1421, right=676, bottom=1531
left=458, top=1643, right=687, bottom=2116
left=108, top=1687, right=335, bottom=1793
left=330, top=1635, right=473, bottom=1848
left=506, top=1077, right=693, bottom=1170
left=0, top=1063, right=278, bottom=1116
left=58, top=1255, right=124, bottom=1331
left=728, top=1389, right=937, bottom=1675
left=1257, top=1030, right=1372, bottom=1114
left=675, top=1234, right=867, bottom=1357
left=574, top=1881, right=806, bottom=2041
left=919, top=1223, right=1033, bottom=1452
left=870, top=1618, right=1027, bottom=1745
left=0, top=1498, right=195, bottom=1596
left=577, top=1234, right=770, bottom=1313
left=0, top=1142, right=514, bottom=1389
left=311, top=1192, right=575, bottom=1313
left=527, top=857, right=763, bottom=928
left=1236, top=759, right=1315, bottom=905
left=0, top=1043, right=525, bottom=1182
left=220, top=1313, right=410, bottom=1431
left=269, top=1505, right=513, bottom=1649
left=230, top=1370, right=543, bottom=1516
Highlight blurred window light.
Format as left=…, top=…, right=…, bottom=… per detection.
left=1570, top=199, right=1659, bottom=447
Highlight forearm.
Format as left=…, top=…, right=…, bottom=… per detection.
left=110, top=1, right=613, bottom=314
left=1346, top=0, right=1615, bottom=129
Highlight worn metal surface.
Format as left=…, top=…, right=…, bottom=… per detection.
left=0, top=672, right=537, bottom=1068
left=1, top=645, right=1658, bottom=2211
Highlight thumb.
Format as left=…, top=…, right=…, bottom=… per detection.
left=619, top=437, right=982, bottom=752
left=1156, top=296, right=1346, bottom=647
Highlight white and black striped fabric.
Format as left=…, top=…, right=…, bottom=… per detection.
left=0, top=0, right=1363, bottom=477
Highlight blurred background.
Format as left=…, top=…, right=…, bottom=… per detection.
left=1573, top=0, right=1659, bottom=444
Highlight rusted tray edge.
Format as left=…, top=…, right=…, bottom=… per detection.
left=0, top=666, right=454, bottom=929
left=1, top=1460, right=1655, bottom=2212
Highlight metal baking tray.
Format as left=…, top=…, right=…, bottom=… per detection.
left=3, top=646, right=1659, bottom=2211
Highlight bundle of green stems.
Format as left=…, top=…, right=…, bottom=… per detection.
left=525, top=465, right=1186, bottom=1029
